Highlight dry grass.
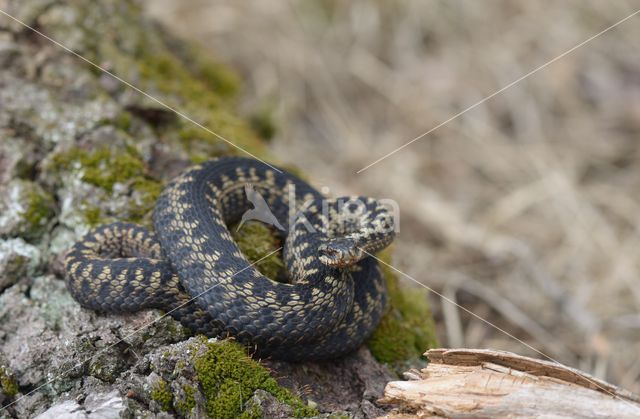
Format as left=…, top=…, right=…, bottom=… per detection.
left=147, top=0, right=640, bottom=391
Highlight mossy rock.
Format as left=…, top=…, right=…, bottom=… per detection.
left=0, top=179, right=55, bottom=241
left=174, top=384, right=196, bottom=416
left=366, top=249, right=439, bottom=365
left=50, top=146, right=147, bottom=193
left=0, top=364, right=18, bottom=399
left=192, top=337, right=317, bottom=419
left=150, top=378, right=173, bottom=412
left=47, top=146, right=162, bottom=226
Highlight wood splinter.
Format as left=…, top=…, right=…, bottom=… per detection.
left=379, top=348, right=640, bottom=418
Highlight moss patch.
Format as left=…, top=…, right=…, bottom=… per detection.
left=239, top=403, right=263, bottom=419
left=7, top=180, right=56, bottom=240
left=249, top=105, right=277, bottom=141
left=49, top=146, right=162, bottom=225
left=21, top=186, right=55, bottom=235
left=88, top=353, right=124, bottom=383
left=0, top=365, right=18, bottom=398
left=366, top=249, right=438, bottom=364
left=128, top=178, right=163, bottom=223
left=230, top=221, right=284, bottom=281
left=82, top=205, right=103, bottom=227
left=132, top=40, right=266, bottom=163
left=193, top=337, right=317, bottom=419
left=51, top=146, right=145, bottom=192
left=151, top=379, right=173, bottom=412
left=175, top=384, right=196, bottom=416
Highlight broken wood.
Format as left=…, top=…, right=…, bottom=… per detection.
left=379, top=348, right=640, bottom=418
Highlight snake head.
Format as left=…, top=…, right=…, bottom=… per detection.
left=318, top=238, right=363, bottom=268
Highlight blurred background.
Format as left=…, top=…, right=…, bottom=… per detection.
left=146, top=0, right=640, bottom=391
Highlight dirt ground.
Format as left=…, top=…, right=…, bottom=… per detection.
left=147, top=0, right=640, bottom=393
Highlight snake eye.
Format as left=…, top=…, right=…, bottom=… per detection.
left=318, top=244, right=341, bottom=266
left=318, top=239, right=361, bottom=268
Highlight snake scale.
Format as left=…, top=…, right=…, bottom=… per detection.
left=64, top=157, right=395, bottom=361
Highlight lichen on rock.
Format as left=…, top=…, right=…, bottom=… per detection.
left=0, top=238, right=41, bottom=292
left=0, top=180, right=54, bottom=240
left=0, top=354, right=18, bottom=402
left=46, top=145, right=162, bottom=229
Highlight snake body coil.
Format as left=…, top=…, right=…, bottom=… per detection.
left=65, top=157, right=395, bottom=361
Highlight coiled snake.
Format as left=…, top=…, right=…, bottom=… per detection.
left=64, top=157, right=395, bottom=361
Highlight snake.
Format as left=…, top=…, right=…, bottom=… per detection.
left=64, top=157, right=395, bottom=361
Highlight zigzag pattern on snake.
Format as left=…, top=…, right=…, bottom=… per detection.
left=64, top=157, right=395, bottom=361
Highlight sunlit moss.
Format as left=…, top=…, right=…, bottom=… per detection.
left=0, top=365, right=18, bottom=398
left=174, top=384, right=196, bottom=416
left=366, top=249, right=438, bottom=364
left=151, top=378, right=173, bottom=412
left=192, top=337, right=317, bottom=418
left=50, top=146, right=162, bottom=224
left=50, top=147, right=145, bottom=192
left=17, top=182, right=55, bottom=239
left=230, top=221, right=284, bottom=281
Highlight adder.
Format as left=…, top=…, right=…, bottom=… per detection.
left=64, top=157, right=395, bottom=361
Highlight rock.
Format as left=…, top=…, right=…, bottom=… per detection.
left=33, top=400, right=86, bottom=419
left=0, top=352, right=18, bottom=405
left=0, top=180, right=55, bottom=240
left=264, top=347, right=396, bottom=416
left=244, top=390, right=294, bottom=419
left=0, top=274, right=191, bottom=417
left=0, top=139, right=33, bottom=186
left=0, top=238, right=40, bottom=291
left=33, top=391, right=126, bottom=419
left=0, top=33, right=20, bottom=70
left=84, top=391, right=128, bottom=418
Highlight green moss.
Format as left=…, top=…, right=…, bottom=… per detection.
left=239, top=403, right=263, bottom=419
left=250, top=106, right=277, bottom=140
left=193, top=337, right=317, bottom=419
left=188, top=47, right=240, bottom=99
left=175, top=384, right=196, bottom=416
left=51, top=146, right=145, bottom=192
left=55, top=0, right=271, bottom=165
left=0, top=365, right=18, bottom=398
left=83, top=205, right=103, bottom=227
left=50, top=146, right=162, bottom=224
left=128, top=178, right=163, bottom=224
left=366, top=250, right=438, bottom=364
left=151, top=379, right=173, bottom=412
left=88, top=354, right=123, bottom=383
left=16, top=182, right=55, bottom=239
left=22, top=187, right=54, bottom=230
left=176, top=123, right=231, bottom=162
left=230, top=221, right=284, bottom=281
left=131, top=36, right=268, bottom=163
left=114, top=111, right=133, bottom=132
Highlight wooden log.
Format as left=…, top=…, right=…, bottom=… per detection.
left=379, top=348, right=640, bottom=418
